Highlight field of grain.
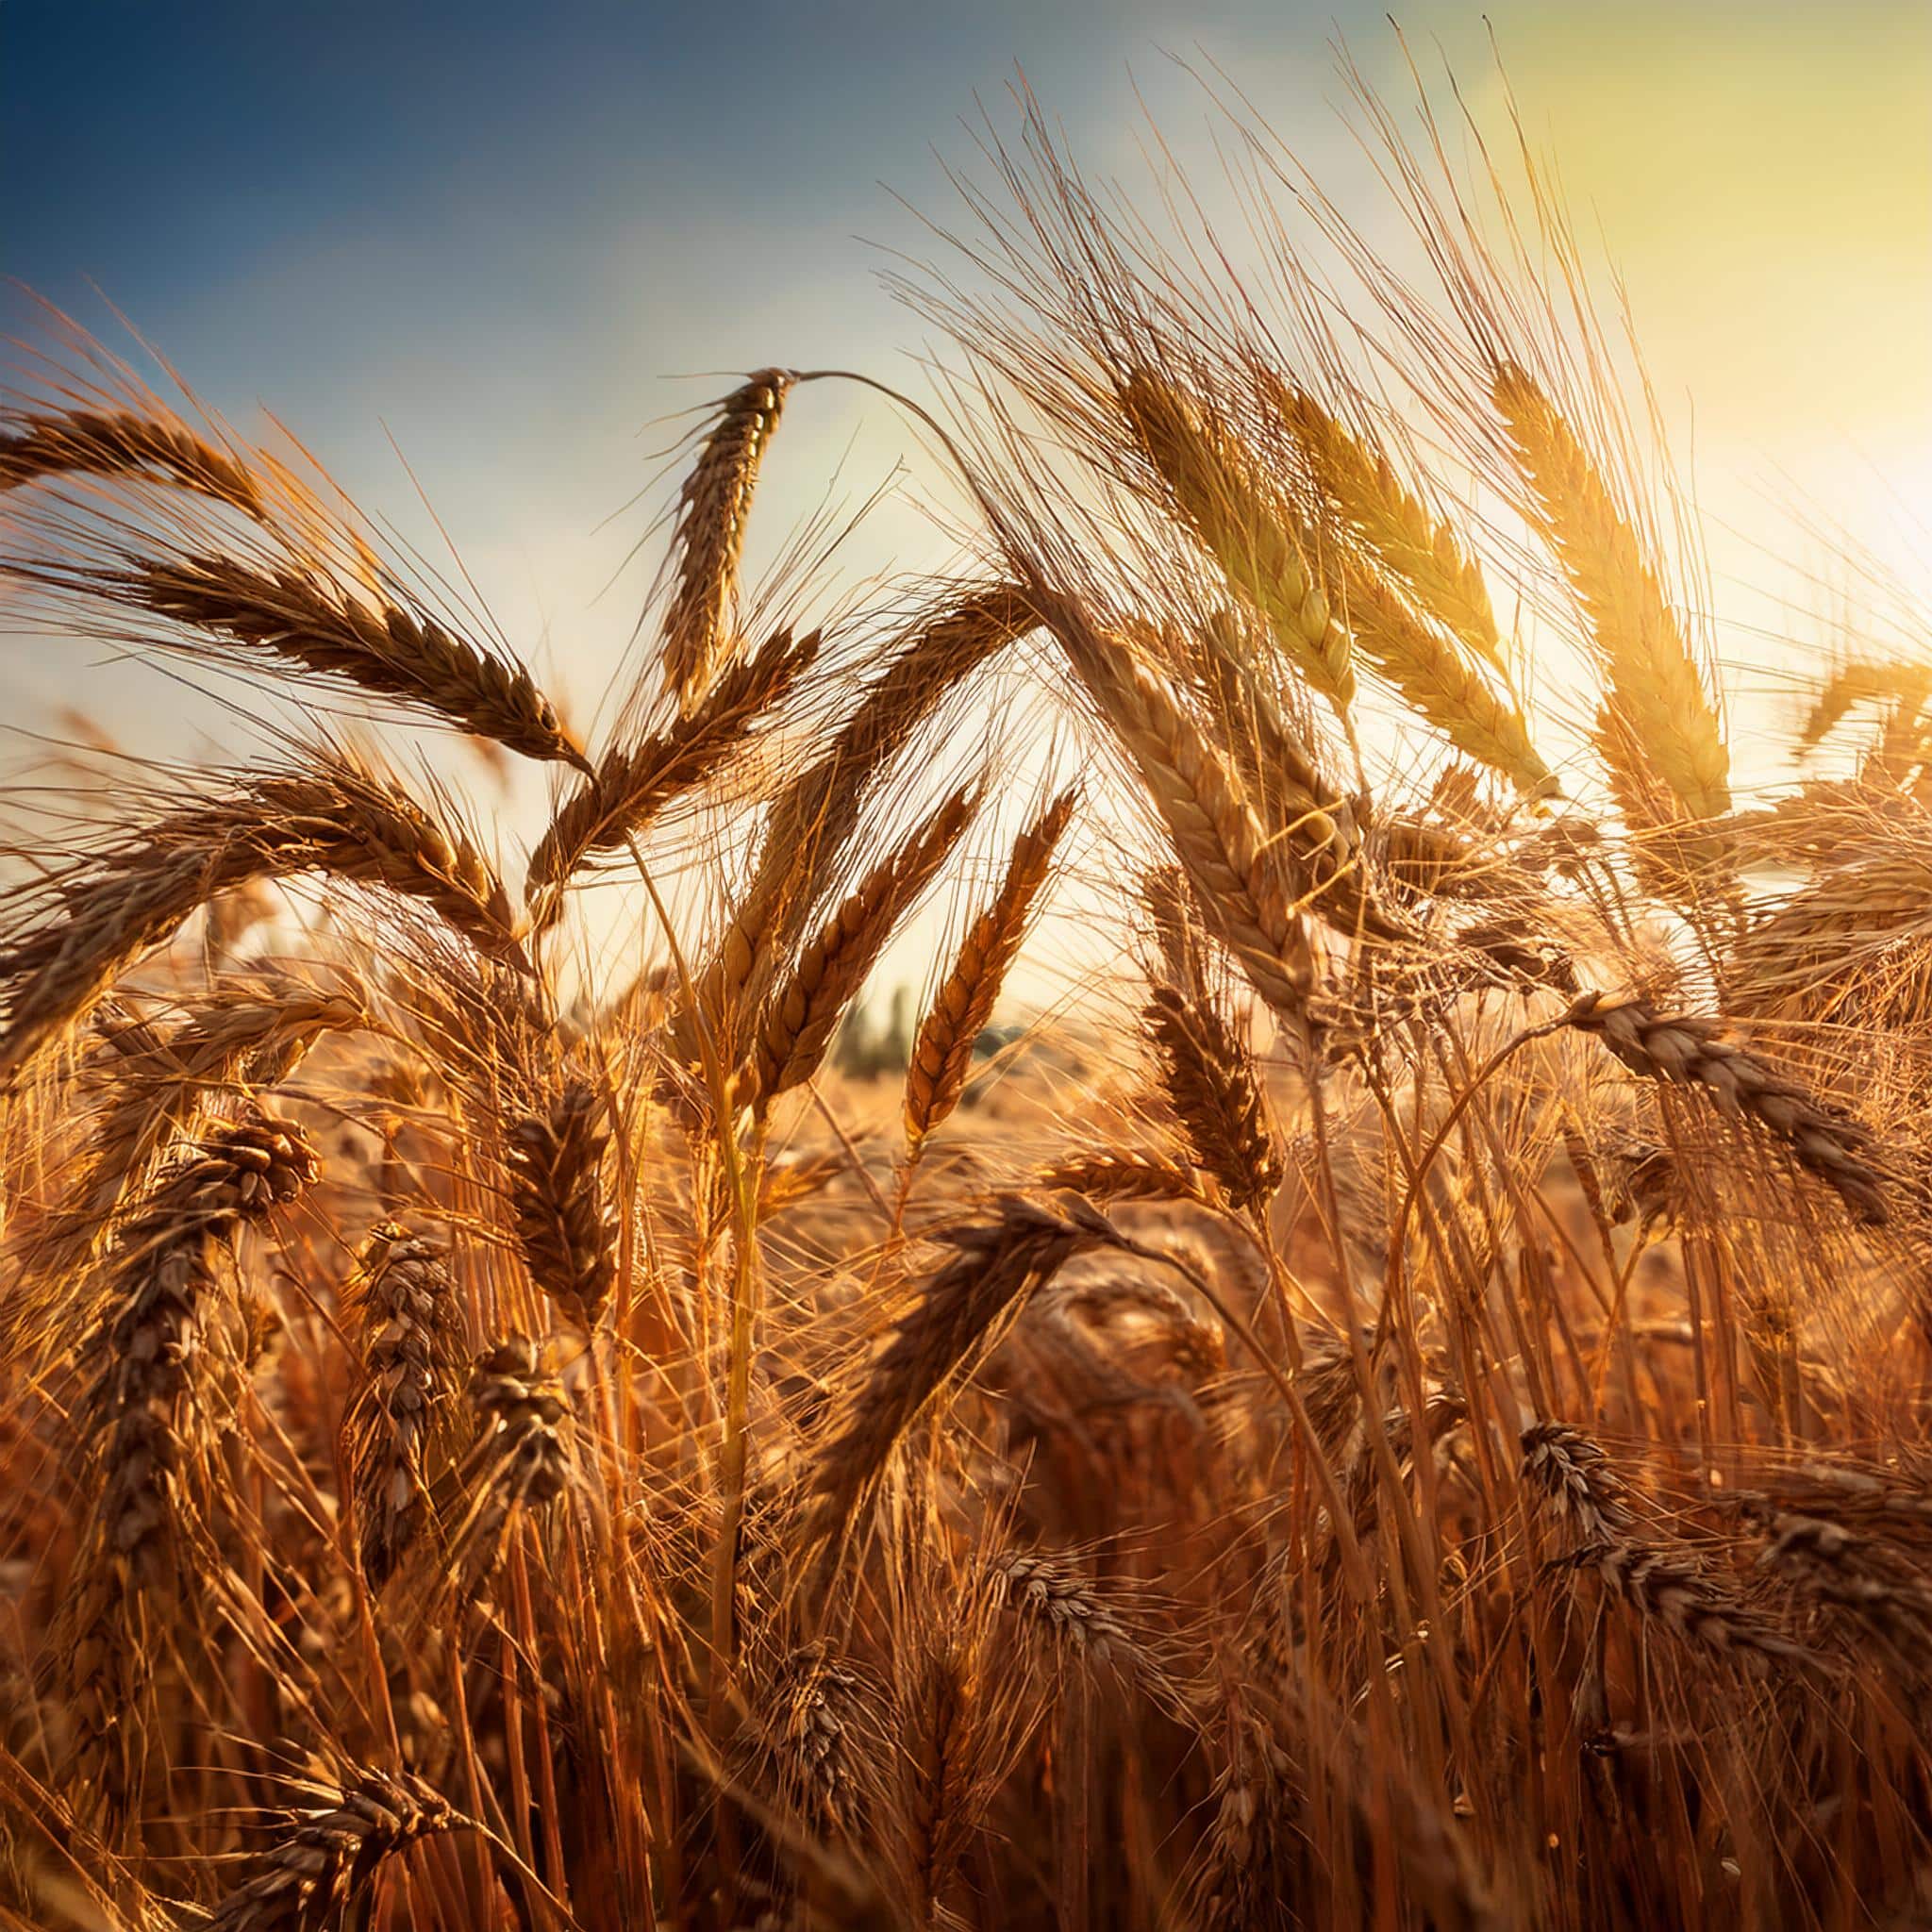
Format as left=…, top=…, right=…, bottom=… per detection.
left=3, top=70, right=1930, bottom=1932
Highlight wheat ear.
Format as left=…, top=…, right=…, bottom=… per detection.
left=697, top=585, right=1034, bottom=1058
left=342, top=1224, right=464, bottom=1588
left=747, top=785, right=977, bottom=1109
left=808, top=1195, right=1108, bottom=1546
left=1266, top=378, right=1506, bottom=673
left=22, top=977, right=363, bottom=1333
left=0, top=754, right=522, bottom=1083
left=1, top=407, right=265, bottom=515
left=1492, top=362, right=1728, bottom=822
left=903, top=789, right=1075, bottom=1152
left=1119, top=369, right=1354, bottom=715
left=1520, top=1421, right=1638, bottom=1543
left=1565, top=991, right=1888, bottom=1223
left=443, top=1336, right=575, bottom=1595
left=1040, top=598, right=1318, bottom=1020
left=1561, top=1540, right=1818, bottom=1674
left=1143, top=983, right=1283, bottom=1213
left=205, top=1765, right=464, bottom=1932
left=525, top=625, right=821, bottom=926
left=504, top=1078, right=616, bottom=1330
left=125, top=554, right=580, bottom=766
left=61, top=1112, right=319, bottom=1811
left=1339, top=567, right=1552, bottom=795
left=1038, top=1146, right=1204, bottom=1203
left=662, top=368, right=792, bottom=712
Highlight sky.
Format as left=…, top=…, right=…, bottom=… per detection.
left=3, top=0, right=1929, bottom=995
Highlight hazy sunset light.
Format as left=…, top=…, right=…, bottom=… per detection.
left=3, top=8, right=1930, bottom=1930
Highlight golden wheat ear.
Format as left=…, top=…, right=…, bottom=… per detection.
left=903, top=788, right=1076, bottom=1155
left=1491, top=362, right=1728, bottom=824
left=58, top=1110, right=320, bottom=1823
left=807, top=1196, right=1111, bottom=1550
left=341, top=1223, right=465, bottom=1589
left=525, top=624, right=821, bottom=930
left=0, top=752, right=524, bottom=1086
left=2, top=406, right=266, bottom=515
left=1118, top=368, right=1355, bottom=719
left=1142, top=982, right=1283, bottom=1214
left=748, top=783, right=980, bottom=1112
left=1265, top=376, right=1507, bottom=675
left=203, top=1765, right=468, bottom=1931
left=661, top=368, right=793, bottom=714
left=504, top=1077, right=616, bottom=1332
left=121, top=555, right=583, bottom=768
left=1038, top=596, right=1318, bottom=1024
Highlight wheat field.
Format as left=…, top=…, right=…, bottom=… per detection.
left=2, top=64, right=1929, bottom=1932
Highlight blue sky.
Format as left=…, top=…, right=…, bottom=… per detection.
left=4, top=0, right=1928, bottom=755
